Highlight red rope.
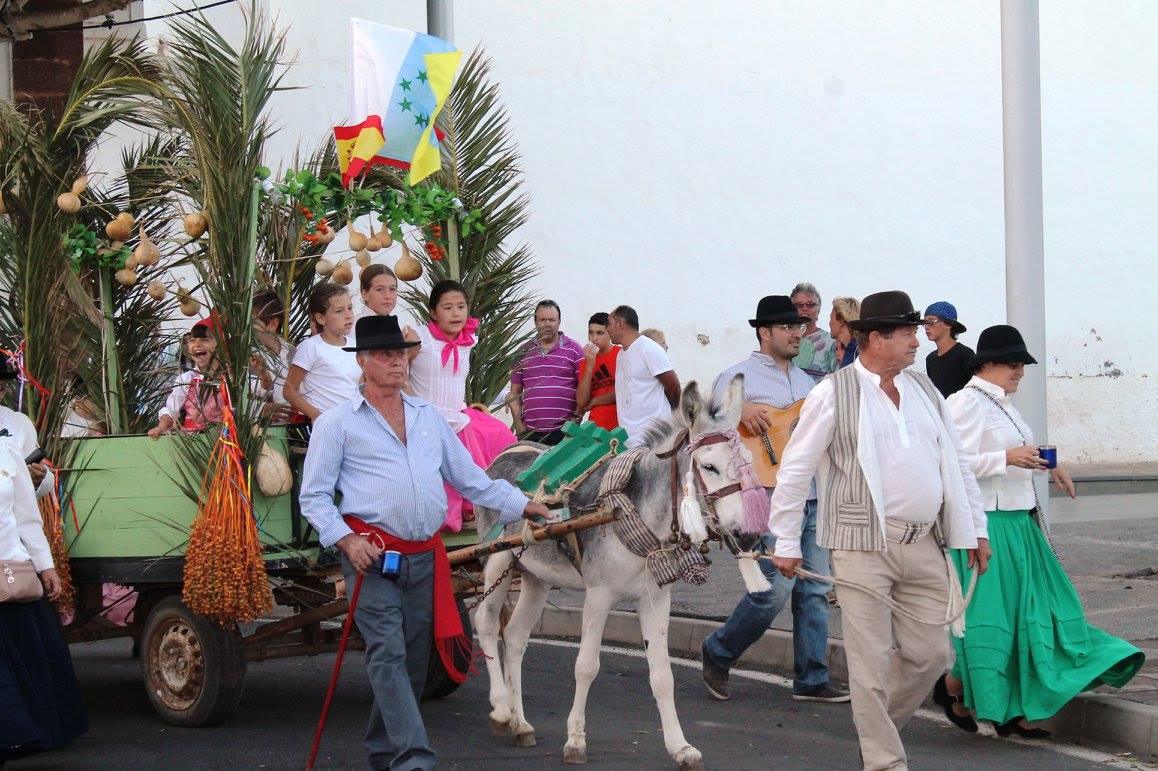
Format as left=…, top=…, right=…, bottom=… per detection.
left=306, top=572, right=365, bottom=770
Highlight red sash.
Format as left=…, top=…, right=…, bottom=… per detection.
left=342, top=515, right=472, bottom=683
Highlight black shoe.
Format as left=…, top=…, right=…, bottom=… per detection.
left=700, top=644, right=730, bottom=701
left=993, top=718, right=1051, bottom=739
left=933, top=674, right=978, bottom=733
left=792, top=683, right=851, bottom=703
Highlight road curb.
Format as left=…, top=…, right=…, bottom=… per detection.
left=529, top=605, right=1156, bottom=760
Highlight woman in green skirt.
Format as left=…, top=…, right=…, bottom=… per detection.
left=934, top=325, right=1145, bottom=738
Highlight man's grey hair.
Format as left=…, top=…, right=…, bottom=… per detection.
left=790, top=282, right=821, bottom=305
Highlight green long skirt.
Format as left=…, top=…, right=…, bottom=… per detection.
left=950, top=509, right=1145, bottom=723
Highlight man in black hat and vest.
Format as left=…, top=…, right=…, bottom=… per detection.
left=301, top=315, right=549, bottom=770
left=700, top=296, right=849, bottom=704
left=767, top=291, right=991, bottom=770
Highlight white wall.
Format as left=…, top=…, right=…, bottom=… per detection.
left=125, top=0, right=1156, bottom=463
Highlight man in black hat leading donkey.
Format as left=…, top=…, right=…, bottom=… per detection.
left=300, top=315, right=549, bottom=770
left=701, top=296, right=849, bottom=704
left=767, top=291, right=991, bottom=771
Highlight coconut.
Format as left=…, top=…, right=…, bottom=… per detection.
left=146, top=280, right=167, bottom=301
left=70, top=175, right=89, bottom=195
left=394, top=242, right=422, bottom=281
left=347, top=223, right=368, bottom=251
left=114, top=268, right=138, bottom=286
left=183, top=211, right=208, bottom=239
left=56, top=192, right=81, bottom=214
left=314, top=258, right=335, bottom=277
left=105, top=212, right=135, bottom=242
left=133, top=227, right=161, bottom=267
left=331, top=260, right=354, bottom=285
left=255, top=441, right=293, bottom=497
left=355, top=250, right=372, bottom=268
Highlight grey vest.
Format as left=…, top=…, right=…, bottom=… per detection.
left=818, top=366, right=946, bottom=552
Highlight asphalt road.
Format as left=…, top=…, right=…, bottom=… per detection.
left=12, top=638, right=1136, bottom=770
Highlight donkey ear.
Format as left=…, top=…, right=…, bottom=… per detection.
left=678, top=380, right=703, bottom=429
left=721, top=374, right=745, bottom=429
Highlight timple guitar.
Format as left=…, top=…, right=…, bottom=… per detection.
left=737, top=400, right=804, bottom=488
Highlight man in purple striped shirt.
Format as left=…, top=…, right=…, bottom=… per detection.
left=509, top=299, right=584, bottom=445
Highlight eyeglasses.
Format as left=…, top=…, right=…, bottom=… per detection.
left=923, top=317, right=943, bottom=326
left=775, top=323, right=808, bottom=333
left=793, top=301, right=819, bottom=310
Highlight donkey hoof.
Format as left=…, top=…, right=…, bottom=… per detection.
left=489, top=717, right=510, bottom=736
left=675, top=745, right=704, bottom=771
left=513, top=731, right=537, bottom=747
left=562, top=745, right=587, bottom=764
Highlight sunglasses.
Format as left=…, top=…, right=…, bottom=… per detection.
left=793, top=301, right=819, bottom=310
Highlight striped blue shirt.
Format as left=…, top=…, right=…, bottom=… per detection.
left=300, top=390, right=528, bottom=547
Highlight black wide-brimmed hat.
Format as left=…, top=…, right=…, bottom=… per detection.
left=847, top=290, right=927, bottom=332
left=342, top=315, right=421, bottom=352
left=971, top=324, right=1037, bottom=368
left=748, top=295, right=810, bottom=328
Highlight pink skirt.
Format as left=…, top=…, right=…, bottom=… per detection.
left=442, top=408, right=517, bottom=532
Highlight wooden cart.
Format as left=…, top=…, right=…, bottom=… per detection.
left=60, top=427, right=480, bottom=726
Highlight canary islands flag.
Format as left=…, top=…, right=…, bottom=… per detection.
left=335, top=20, right=462, bottom=187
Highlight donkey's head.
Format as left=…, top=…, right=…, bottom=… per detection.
left=651, top=374, right=768, bottom=544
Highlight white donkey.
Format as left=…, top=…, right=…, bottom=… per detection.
left=474, top=376, right=768, bottom=770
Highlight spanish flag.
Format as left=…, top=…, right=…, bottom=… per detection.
left=335, top=20, right=462, bottom=187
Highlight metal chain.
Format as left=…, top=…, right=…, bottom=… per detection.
left=467, top=544, right=530, bottom=609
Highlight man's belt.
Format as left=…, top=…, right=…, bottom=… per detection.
left=884, top=517, right=934, bottom=545
left=342, top=516, right=473, bottom=683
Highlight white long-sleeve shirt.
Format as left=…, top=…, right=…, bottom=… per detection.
left=0, top=442, right=53, bottom=571
left=0, top=405, right=54, bottom=499
left=946, top=376, right=1039, bottom=511
left=769, top=360, right=987, bottom=558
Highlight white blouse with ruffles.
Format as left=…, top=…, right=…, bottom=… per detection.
left=408, top=324, right=471, bottom=433
left=0, top=443, right=53, bottom=571
left=947, top=375, right=1041, bottom=511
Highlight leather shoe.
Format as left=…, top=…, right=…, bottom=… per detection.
left=700, top=643, right=730, bottom=701
left=933, top=674, right=978, bottom=733
left=993, top=718, right=1051, bottom=739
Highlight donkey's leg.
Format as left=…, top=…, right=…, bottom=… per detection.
left=638, top=587, right=703, bottom=770
left=474, top=551, right=517, bottom=736
left=501, top=571, right=549, bottom=747
left=563, top=586, right=614, bottom=764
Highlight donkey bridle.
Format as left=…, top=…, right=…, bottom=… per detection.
left=655, top=429, right=747, bottom=554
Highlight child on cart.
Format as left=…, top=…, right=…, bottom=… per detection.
left=409, top=279, right=516, bottom=531
left=282, top=282, right=360, bottom=422
left=148, top=315, right=226, bottom=437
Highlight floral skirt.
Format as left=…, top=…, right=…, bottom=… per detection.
left=0, top=597, right=88, bottom=759
left=442, top=407, right=517, bottom=532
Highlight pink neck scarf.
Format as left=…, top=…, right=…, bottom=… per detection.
left=428, top=317, right=479, bottom=374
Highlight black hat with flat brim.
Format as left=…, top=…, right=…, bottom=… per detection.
left=970, top=324, right=1037, bottom=368
left=847, top=290, right=927, bottom=331
left=342, top=315, right=421, bottom=352
left=748, top=295, right=810, bottom=327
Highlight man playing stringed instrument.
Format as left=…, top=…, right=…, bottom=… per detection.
left=700, top=295, right=850, bottom=704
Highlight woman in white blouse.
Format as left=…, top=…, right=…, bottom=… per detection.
left=0, top=443, right=88, bottom=759
left=933, top=325, right=1144, bottom=740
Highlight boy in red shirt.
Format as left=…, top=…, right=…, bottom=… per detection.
left=576, top=312, right=620, bottom=430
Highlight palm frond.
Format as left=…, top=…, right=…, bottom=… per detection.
left=159, top=3, right=291, bottom=470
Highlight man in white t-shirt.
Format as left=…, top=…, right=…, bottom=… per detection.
left=608, top=305, right=680, bottom=447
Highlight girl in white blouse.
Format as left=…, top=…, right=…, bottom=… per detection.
left=0, top=443, right=88, bottom=758
left=934, top=325, right=1143, bottom=740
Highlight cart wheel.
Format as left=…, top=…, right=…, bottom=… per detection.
left=422, top=597, right=472, bottom=700
left=140, top=595, right=246, bottom=726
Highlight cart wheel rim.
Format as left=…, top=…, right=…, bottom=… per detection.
left=147, top=618, right=205, bottom=711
